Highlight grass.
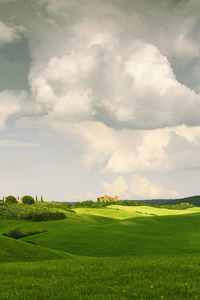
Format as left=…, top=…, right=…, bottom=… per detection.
left=108, top=205, right=200, bottom=216
left=74, top=207, right=143, bottom=219
left=2, top=205, right=200, bottom=299
left=2, top=210, right=200, bottom=257
left=0, top=236, right=68, bottom=263
left=1, top=255, right=200, bottom=299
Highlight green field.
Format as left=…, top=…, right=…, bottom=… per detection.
left=108, top=205, right=200, bottom=216
left=1, top=205, right=200, bottom=299
left=75, top=205, right=200, bottom=218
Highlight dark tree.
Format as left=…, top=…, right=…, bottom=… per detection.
left=5, top=195, right=17, bottom=204
left=22, top=195, right=35, bottom=205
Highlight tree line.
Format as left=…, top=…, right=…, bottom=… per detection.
left=2, top=195, right=44, bottom=205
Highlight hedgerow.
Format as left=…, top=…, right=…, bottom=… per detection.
left=0, top=202, right=67, bottom=221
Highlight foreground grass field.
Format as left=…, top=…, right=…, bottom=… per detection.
left=1, top=255, right=200, bottom=300
left=1, top=205, right=200, bottom=299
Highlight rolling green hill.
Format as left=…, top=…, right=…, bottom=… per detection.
left=74, top=207, right=143, bottom=219
left=0, top=235, right=68, bottom=263
left=129, top=195, right=200, bottom=206
left=2, top=205, right=200, bottom=299
left=74, top=205, right=200, bottom=219
left=1, top=206, right=200, bottom=257
left=108, top=204, right=200, bottom=216
left=162, top=195, right=200, bottom=206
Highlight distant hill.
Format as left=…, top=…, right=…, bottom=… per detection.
left=59, top=196, right=200, bottom=207
left=129, top=195, right=200, bottom=206
left=161, top=195, right=200, bottom=206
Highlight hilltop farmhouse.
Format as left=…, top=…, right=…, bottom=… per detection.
left=97, top=195, right=118, bottom=203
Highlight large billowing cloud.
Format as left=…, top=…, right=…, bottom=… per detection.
left=25, top=16, right=200, bottom=174
left=28, top=16, right=200, bottom=130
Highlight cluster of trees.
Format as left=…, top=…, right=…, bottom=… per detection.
left=71, top=200, right=145, bottom=208
left=3, top=195, right=44, bottom=205
left=0, top=201, right=70, bottom=221
left=0, top=203, right=66, bottom=221
left=71, top=200, right=196, bottom=209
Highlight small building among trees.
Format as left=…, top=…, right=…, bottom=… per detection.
left=97, top=195, right=118, bottom=203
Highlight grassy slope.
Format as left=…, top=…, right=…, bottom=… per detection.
left=1, top=207, right=200, bottom=256
left=31, top=213, right=200, bottom=256
left=164, top=195, right=200, bottom=206
left=2, top=207, right=200, bottom=299
left=0, top=235, right=69, bottom=263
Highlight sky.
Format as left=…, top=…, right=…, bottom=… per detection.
left=1, top=0, right=200, bottom=201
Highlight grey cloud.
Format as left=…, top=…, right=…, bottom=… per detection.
left=165, top=132, right=200, bottom=171
left=2, top=0, right=200, bottom=136
left=0, top=38, right=30, bottom=91
left=28, top=36, right=200, bottom=130
left=37, top=0, right=200, bottom=89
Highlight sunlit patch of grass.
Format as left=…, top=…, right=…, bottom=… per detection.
left=74, top=207, right=145, bottom=219
left=108, top=205, right=200, bottom=216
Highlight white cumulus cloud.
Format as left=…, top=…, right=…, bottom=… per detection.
left=130, top=175, right=180, bottom=199
left=102, top=175, right=180, bottom=200
left=103, top=176, right=129, bottom=199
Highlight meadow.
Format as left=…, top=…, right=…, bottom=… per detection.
left=1, top=203, right=200, bottom=299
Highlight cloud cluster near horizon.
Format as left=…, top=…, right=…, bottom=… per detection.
left=103, top=175, right=180, bottom=200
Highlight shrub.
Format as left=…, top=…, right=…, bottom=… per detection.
left=3, top=228, right=47, bottom=239
left=22, top=195, right=35, bottom=205
left=30, top=211, right=66, bottom=221
left=5, top=195, right=17, bottom=204
left=34, top=201, right=76, bottom=213
left=3, top=228, right=25, bottom=239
